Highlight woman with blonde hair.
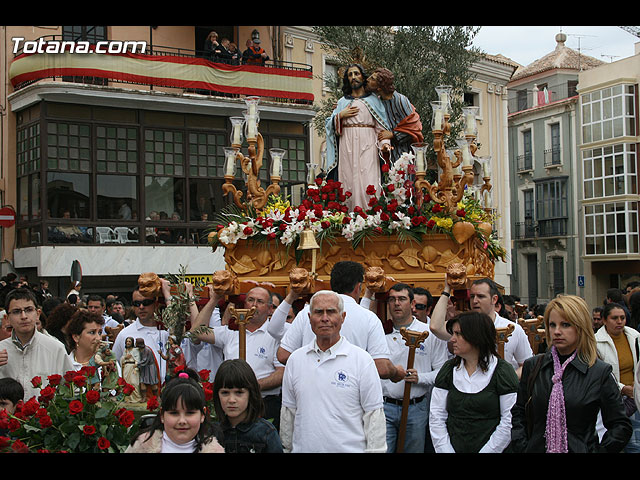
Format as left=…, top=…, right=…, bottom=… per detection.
left=510, top=295, right=631, bottom=453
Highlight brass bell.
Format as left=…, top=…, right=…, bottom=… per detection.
left=297, top=225, right=320, bottom=275
left=297, top=227, right=320, bottom=251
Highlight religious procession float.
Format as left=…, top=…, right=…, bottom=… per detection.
left=206, top=92, right=505, bottom=307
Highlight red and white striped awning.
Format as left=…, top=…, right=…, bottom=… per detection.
left=9, top=50, right=314, bottom=103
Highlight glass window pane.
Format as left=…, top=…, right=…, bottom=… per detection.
left=96, top=175, right=138, bottom=220
left=47, top=172, right=90, bottom=218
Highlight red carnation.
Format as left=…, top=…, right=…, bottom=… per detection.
left=432, top=204, right=442, bottom=213
left=427, top=219, right=436, bottom=229
left=456, top=209, right=466, bottom=217
left=243, top=226, right=253, bottom=236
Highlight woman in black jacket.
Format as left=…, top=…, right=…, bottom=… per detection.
left=510, top=295, right=632, bottom=453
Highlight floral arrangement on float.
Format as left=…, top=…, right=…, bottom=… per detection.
left=0, top=367, right=136, bottom=453
left=208, top=151, right=506, bottom=263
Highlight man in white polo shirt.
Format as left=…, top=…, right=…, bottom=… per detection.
left=429, top=277, right=532, bottom=378
left=280, top=290, right=386, bottom=453
left=382, top=283, right=449, bottom=453
left=275, top=261, right=404, bottom=383
left=189, top=285, right=284, bottom=428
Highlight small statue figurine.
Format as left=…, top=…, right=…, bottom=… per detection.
left=94, top=343, right=120, bottom=393
left=158, top=335, right=186, bottom=381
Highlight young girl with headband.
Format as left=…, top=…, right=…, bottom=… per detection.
left=126, top=368, right=224, bottom=453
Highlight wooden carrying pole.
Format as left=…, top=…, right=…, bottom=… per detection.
left=396, top=328, right=429, bottom=453
left=227, top=306, right=256, bottom=360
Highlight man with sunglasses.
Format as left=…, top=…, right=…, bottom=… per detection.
left=112, top=280, right=172, bottom=383
left=0, top=288, right=74, bottom=401
left=412, top=287, right=434, bottom=325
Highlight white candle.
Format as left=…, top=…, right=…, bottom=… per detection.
left=483, top=159, right=490, bottom=177
left=248, top=117, right=257, bottom=138
left=415, top=150, right=425, bottom=172
left=272, top=156, right=281, bottom=177
left=249, top=103, right=257, bottom=117
left=225, top=153, right=236, bottom=176
left=462, top=146, right=472, bottom=167
left=232, top=124, right=241, bottom=145
left=434, top=109, right=443, bottom=131
left=484, top=190, right=492, bottom=208
left=439, top=92, right=449, bottom=113
left=465, top=113, right=476, bottom=135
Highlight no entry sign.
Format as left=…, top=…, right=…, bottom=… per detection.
left=0, top=207, right=16, bottom=227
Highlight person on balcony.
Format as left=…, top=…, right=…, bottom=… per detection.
left=242, top=38, right=269, bottom=66
left=203, top=31, right=220, bottom=61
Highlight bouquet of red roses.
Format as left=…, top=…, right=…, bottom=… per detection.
left=0, top=366, right=137, bottom=453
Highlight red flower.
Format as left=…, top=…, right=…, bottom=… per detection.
left=122, top=384, right=134, bottom=395
left=72, top=375, right=87, bottom=388
left=63, top=371, right=76, bottom=384
left=381, top=163, right=390, bottom=173
left=47, top=374, right=62, bottom=386
left=7, top=418, right=20, bottom=432
left=68, top=400, right=84, bottom=415
left=199, top=370, right=211, bottom=382
left=426, top=219, right=436, bottom=229
left=85, top=390, right=100, bottom=404
left=431, top=204, right=442, bottom=213
left=97, top=437, right=110, bottom=450
left=321, top=221, right=330, bottom=229
left=146, top=395, right=159, bottom=411
left=387, top=184, right=395, bottom=193
left=366, top=185, right=376, bottom=196
left=39, top=386, right=56, bottom=403
left=11, top=439, right=29, bottom=453
left=204, top=387, right=214, bottom=402
left=0, top=436, right=11, bottom=449
left=83, top=425, right=96, bottom=436
left=22, top=398, right=40, bottom=417
left=80, top=366, right=96, bottom=378
left=117, top=410, right=135, bottom=428
left=30, top=376, right=42, bottom=388
left=243, top=226, right=253, bottom=236
left=38, top=415, right=53, bottom=428
left=380, top=212, right=390, bottom=222
left=456, top=209, right=466, bottom=217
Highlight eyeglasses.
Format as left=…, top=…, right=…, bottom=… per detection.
left=387, top=296, right=410, bottom=304
left=414, top=303, right=427, bottom=310
left=8, top=306, right=38, bottom=317
left=132, top=299, right=155, bottom=307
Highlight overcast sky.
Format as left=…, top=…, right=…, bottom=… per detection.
left=472, top=26, right=639, bottom=67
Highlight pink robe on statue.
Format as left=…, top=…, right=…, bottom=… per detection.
left=335, top=98, right=390, bottom=211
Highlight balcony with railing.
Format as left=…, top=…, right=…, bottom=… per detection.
left=543, top=147, right=562, bottom=167
left=508, top=80, right=578, bottom=115
left=9, top=35, right=314, bottom=105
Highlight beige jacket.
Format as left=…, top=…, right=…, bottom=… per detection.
left=125, top=430, right=225, bottom=453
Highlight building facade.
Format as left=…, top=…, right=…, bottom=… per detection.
left=0, top=25, right=514, bottom=300
left=507, top=33, right=604, bottom=307
left=578, top=42, right=640, bottom=308
left=1, top=25, right=316, bottom=298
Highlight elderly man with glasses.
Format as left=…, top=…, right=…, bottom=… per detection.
left=0, top=288, right=74, bottom=401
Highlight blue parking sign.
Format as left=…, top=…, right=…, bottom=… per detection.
left=578, top=275, right=585, bottom=287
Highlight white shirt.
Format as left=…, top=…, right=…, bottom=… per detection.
left=281, top=336, right=385, bottom=453
left=112, top=319, right=169, bottom=380
left=279, top=295, right=390, bottom=361
left=0, top=329, right=75, bottom=401
left=429, top=355, right=517, bottom=453
left=212, top=320, right=283, bottom=396
left=493, top=313, right=533, bottom=370
left=382, top=318, right=449, bottom=400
